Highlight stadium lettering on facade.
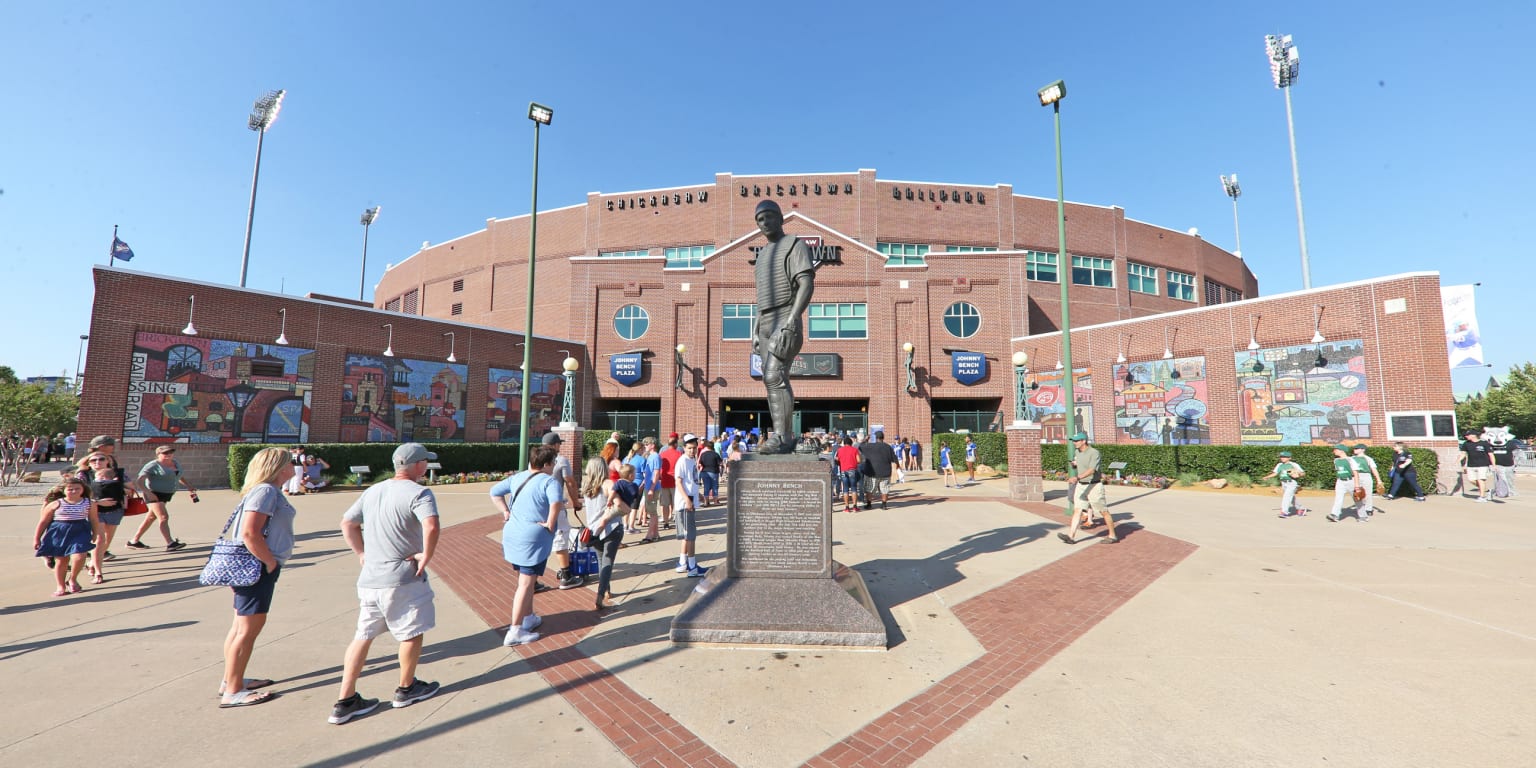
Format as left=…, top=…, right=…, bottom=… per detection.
left=606, top=190, right=709, bottom=211
left=739, top=182, right=855, bottom=197
left=892, top=186, right=985, bottom=204
left=750, top=235, right=842, bottom=265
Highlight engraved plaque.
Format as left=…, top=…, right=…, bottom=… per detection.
left=727, top=457, right=832, bottom=578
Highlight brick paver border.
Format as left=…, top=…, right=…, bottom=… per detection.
left=431, top=500, right=1196, bottom=768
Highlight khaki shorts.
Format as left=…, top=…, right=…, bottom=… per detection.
left=1465, top=466, right=1490, bottom=482
left=355, top=578, right=436, bottom=642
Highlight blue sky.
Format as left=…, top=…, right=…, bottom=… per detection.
left=3, top=1, right=1529, bottom=397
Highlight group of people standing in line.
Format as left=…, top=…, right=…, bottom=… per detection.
left=33, top=436, right=198, bottom=595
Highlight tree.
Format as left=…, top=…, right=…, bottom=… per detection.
left=1457, top=362, right=1536, bottom=439
left=0, top=381, right=79, bottom=438
left=0, top=366, right=16, bottom=385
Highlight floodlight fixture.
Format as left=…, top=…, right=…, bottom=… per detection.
left=1037, top=80, right=1066, bottom=107
left=528, top=102, right=553, bottom=125
left=248, top=89, right=286, bottom=131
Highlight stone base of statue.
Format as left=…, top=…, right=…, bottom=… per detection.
left=669, top=453, right=886, bottom=649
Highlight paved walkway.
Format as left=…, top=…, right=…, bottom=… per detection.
left=1, top=472, right=1531, bottom=767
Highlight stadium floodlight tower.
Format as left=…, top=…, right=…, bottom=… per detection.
left=517, top=102, right=553, bottom=470
left=359, top=206, right=381, bottom=300
left=1220, top=174, right=1243, bottom=258
left=1265, top=34, right=1310, bottom=288
left=239, top=89, right=286, bottom=288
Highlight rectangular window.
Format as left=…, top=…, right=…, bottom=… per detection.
left=878, top=242, right=929, bottom=266
left=1127, top=262, right=1158, bottom=295
left=599, top=249, right=650, bottom=259
left=1224, top=285, right=1244, bottom=303
left=452, top=278, right=464, bottom=292
left=1204, top=279, right=1241, bottom=306
left=1385, top=411, right=1459, bottom=440
left=664, top=245, right=714, bottom=269
left=1167, top=270, right=1195, bottom=302
left=403, top=289, right=419, bottom=314
left=1071, top=255, right=1115, bottom=287
left=722, top=304, right=756, bottom=340
left=451, top=303, right=463, bottom=316
left=807, top=303, right=868, bottom=339
left=1025, top=251, right=1057, bottom=282
left=946, top=245, right=997, bottom=253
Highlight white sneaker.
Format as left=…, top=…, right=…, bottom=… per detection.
left=503, top=628, right=539, bottom=646
left=675, top=562, right=688, bottom=573
left=521, top=614, right=542, bottom=631
left=1475, top=497, right=1490, bottom=503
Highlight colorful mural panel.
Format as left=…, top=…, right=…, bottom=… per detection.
left=486, top=367, right=564, bottom=442
left=1023, top=367, right=1093, bottom=442
left=125, top=332, right=314, bottom=444
left=1233, top=339, right=1371, bottom=445
left=340, top=355, right=468, bottom=443
left=1112, top=356, right=1211, bottom=445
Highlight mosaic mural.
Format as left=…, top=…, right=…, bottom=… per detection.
left=339, top=355, right=467, bottom=443
left=1112, top=356, right=1211, bottom=445
left=1023, top=367, right=1093, bottom=442
left=1234, top=339, right=1371, bottom=445
left=124, top=332, right=313, bottom=444
left=486, top=367, right=564, bottom=442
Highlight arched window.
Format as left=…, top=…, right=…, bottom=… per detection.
left=943, top=302, right=981, bottom=338
left=613, top=304, right=650, bottom=341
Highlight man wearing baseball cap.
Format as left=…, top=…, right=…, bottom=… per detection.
left=1326, top=444, right=1363, bottom=522
left=1058, top=432, right=1116, bottom=544
left=1459, top=429, right=1493, bottom=502
left=1263, top=450, right=1306, bottom=518
left=541, top=431, right=583, bottom=589
left=331, top=443, right=441, bottom=723
left=1351, top=444, right=1384, bottom=519
left=672, top=434, right=707, bottom=577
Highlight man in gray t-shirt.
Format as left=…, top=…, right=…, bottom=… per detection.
left=329, top=443, right=442, bottom=724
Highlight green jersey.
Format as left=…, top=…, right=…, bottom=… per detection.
left=1333, top=457, right=1356, bottom=481
left=1274, top=461, right=1302, bottom=481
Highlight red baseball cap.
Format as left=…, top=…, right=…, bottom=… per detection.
left=669, top=432, right=679, bottom=439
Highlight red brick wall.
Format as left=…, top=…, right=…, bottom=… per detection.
left=82, top=268, right=583, bottom=487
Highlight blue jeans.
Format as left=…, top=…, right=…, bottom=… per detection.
left=701, top=471, right=719, bottom=499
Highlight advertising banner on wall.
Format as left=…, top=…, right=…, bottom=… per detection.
left=1441, top=284, right=1485, bottom=369
left=1113, top=356, right=1210, bottom=445
left=339, top=355, right=467, bottom=443
left=486, top=367, right=563, bottom=442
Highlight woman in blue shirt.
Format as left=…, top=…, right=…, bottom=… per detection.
left=491, top=444, right=564, bottom=646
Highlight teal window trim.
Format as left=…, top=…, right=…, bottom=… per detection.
left=722, top=304, right=757, bottom=340
left=877, top=242, right=929, bottom=266
left=807, top=303, right=868, bottom=339
left=664, top=245, right=715, bottom=269
left=1071, top=255, right=1115, bottom=288
left=1127, top=262, right=1158, bottom=295
left=1025, top=251, right=1058, bottom=283
left=614, top=304, right=650, bottom=340
left=943, top=301, right=981, bottom=338
left=1167, top=270, right=1196, bottom=302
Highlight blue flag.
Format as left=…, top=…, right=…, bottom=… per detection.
left=111, top=237, right=135, bottom=262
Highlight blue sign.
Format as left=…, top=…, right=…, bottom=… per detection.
left=952, top=351, right=988, bottom=385
left=610, top=353, right=643, bottom=385
left=749, top=353, right=842, bottom=378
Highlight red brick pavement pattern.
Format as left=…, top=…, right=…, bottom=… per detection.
left=433, top=500, right=1195, bottom=768
left=432, top=514, right=737, bottom=768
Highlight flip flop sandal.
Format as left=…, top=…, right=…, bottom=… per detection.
left=67, top=582, right=83, bottom=594
left=219, top=689, right=277, bottom=708
left=217, top=678, right=275, bottom=698
left=52, top=588, right=67, bottom=597
left=92, top=573, right=105, bottom=584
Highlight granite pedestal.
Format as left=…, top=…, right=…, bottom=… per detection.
left=669, top=453, right=887, bottom=648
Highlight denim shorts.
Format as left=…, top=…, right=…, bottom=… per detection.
left=838, top=470, right=859, bottom=495
left=232, top=563, right=281, bottom=616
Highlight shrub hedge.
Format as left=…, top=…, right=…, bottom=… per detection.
left=227, top=442, right=525, bottom=489
left=930, top=432, right=1008, bottom=474
left=1038, top=444, right=1437, bottom=491
left=581, top=430, right=635, bottom=464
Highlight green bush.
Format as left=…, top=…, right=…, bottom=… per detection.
left=1222, top=472, right=1255, bottom=488
left=929, top=432, right=1008, bottom=474
left=227, top=442, right=525, bottom=489
left=1176, top=471, right=1201, bottom=487
left=582, top=429, right=635, bottom=464
left=1038, top=444, right=1435, bottom=491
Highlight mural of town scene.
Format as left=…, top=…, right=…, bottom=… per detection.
left=486, top=367, right=564, bottom=442
left=339, top=355, right=467, bottom=443
left=1023, top=367, right=1093, bottom=442
left=1112, top=356, right=1211, bottom=445
left=1234, top=339, right=1371, bottom=445
left=124, top=332, right=313, bottom=444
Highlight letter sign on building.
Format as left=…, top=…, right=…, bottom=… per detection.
left=952, top=351, right=988, bottom=385
left=610, top=353, right=644, bottom=386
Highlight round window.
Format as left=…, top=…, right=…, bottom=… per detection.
left=943, top=302, right=980, bottom=338
left=613, top=304, right=650, bottom=341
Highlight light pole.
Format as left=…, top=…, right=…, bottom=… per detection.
left=239, top=89, right=286, bottom=288
left=561, top=355, right=580, bottom=425
left=517, top=102, right=553, bottom=469
left=359, top=206, right=381, bottom=301
left=1039, top=79, right=1077, bottom=450
left=75, top=335, right=89, bottom=392
left=1220, top=174, right=1243, bottom=257
left=1266, top=34, right=1310, bottom=288
left=1011, top=351, right=1029, bottom=423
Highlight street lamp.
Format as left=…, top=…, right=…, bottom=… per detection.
left=561, top=355, right=580, bottom=425
left=182, top=295, right=198, bottom=336
left=1011, top=351, right=1029, bottom=423
left=1220, top=174, right=1243, bottom=258
left=1038, top=79, right=1078, bottom=449
left=359, top=206, right=381, bottom=301
left=239, top=89, right=286, bottom=288
left=443, top=331, right=456, bottom=363
left=275, top=308, right=289, bottom=345
left=517, top=101, right=553, bottom=471
left=227, top=382, right=258, bottom=439
left=675, top=344, right=687, bottom=390
left=75, top=335, right=89, bottom=391
left=382, top=323, right=394, bottom=357
left=1265, top=34, right=1310, bottom=288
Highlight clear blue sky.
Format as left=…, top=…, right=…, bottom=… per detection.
left=3, top=1, right=1529, bottom=397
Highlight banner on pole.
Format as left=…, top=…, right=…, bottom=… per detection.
left=1441, top=284, right=1485, bottom=369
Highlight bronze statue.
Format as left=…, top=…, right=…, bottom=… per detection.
left=750, top=200, right=815, bottom=453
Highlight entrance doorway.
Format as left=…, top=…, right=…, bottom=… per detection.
left=592, top=398, right=661, bottom=441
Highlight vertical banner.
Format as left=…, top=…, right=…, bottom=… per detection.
left=1441, top=284, right=1485, bottom=369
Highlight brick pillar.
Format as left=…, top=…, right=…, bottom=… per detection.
left=553, top=423, right=586, bottom=467
left=1007, top=422, right=1043, bottom=502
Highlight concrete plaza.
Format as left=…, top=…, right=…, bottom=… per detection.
left=1, top=471, right=1531, bottom=767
